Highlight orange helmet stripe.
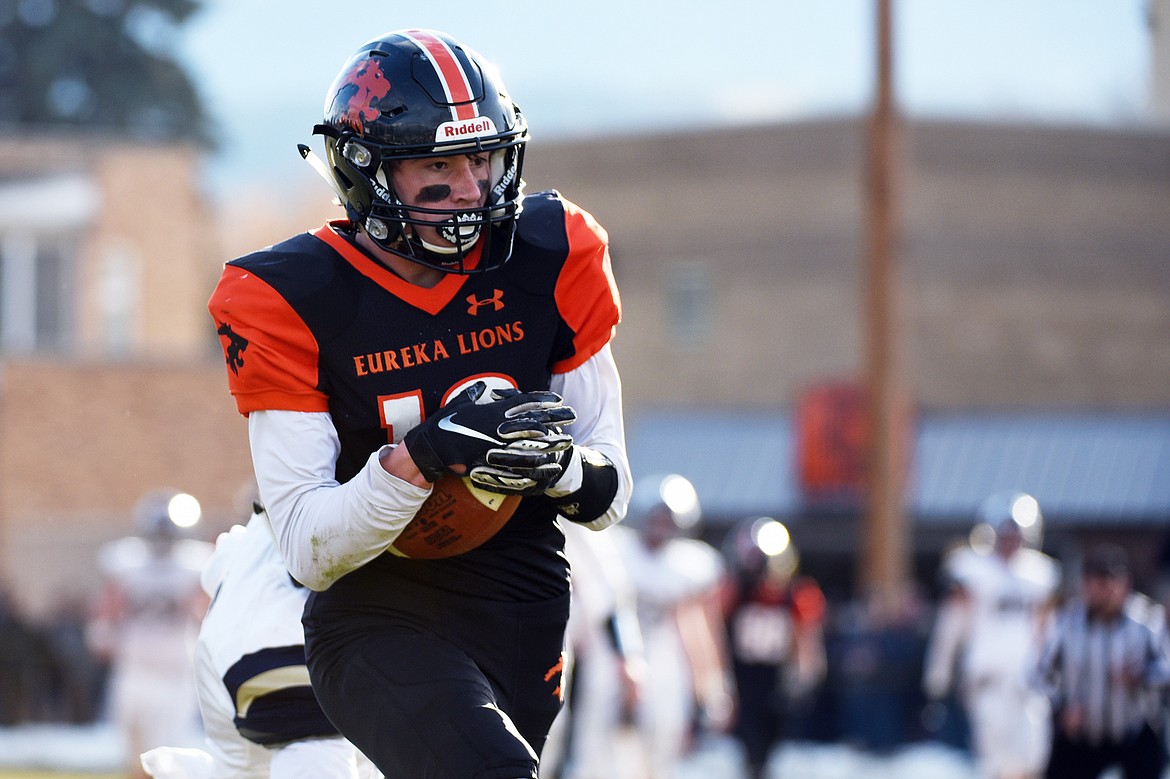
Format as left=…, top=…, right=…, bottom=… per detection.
left=402, top=29, right=478, bottom=122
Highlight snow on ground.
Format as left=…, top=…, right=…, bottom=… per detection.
left=0, top=722, right=123, bottom=773
left=0, top=723, right=981, bottom=778
left=679, top=735, right=979, bottom=779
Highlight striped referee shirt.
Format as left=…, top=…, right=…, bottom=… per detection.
left=1036, top=593, right=1170, bottom=744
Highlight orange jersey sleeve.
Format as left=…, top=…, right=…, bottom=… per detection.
left=208, top=264, right=328, bottom=415
left=552, top=200, right=622, bottom=374
left=791, top=577, right=827, bottom=627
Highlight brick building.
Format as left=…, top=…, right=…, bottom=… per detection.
left=0, top=136, right=251, bottom=617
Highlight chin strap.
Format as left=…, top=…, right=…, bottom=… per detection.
left=417, top=232, right=461, bottom=255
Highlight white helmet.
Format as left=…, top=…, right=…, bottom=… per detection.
left=974, top=491, right=1043, bottom=551
left=134, top=488, right=202, bottom=542
left=626, top=473, right=701, bottom=533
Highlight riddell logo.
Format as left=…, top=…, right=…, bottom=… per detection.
left=435, top=116, right=497, bottom=142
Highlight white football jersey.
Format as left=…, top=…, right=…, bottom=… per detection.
left=946, top=546, right=1060, bottom=680
left=197, top=513, right=311, bottom=675
left=194, top=511, right=378, bottom=779
left=613, top=526, right=724, bottom=630
left=610, top=525, right=727, bottom=773
left=96, top=534, right=212, bottom=671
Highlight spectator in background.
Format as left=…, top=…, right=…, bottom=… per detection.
left=0, top=583, right=39, bottom=724
left=922, top=492, right=1060, bottom=779
left=719, top=516, right=826, bottom=779
left=43, top=591, right=107, bottom=723
left=1036, top=544, right=1170, bottom=779
left=88, top=489, right=212, bottom=779
left=611, top=474, right=735, bottom=779
left=0, top=585, right=104, bottom=726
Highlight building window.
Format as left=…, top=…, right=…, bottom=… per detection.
left=666, top=261, right=713, bottom=346
left=0, top=174, right=94, bottom=355
left=98, top=242, right=142, bottom=357
left=0, top=232, right=76, bottom=353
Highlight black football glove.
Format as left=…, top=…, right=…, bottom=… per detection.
left=467, top=389, right=577, bottom=496
left=469, top=432, right=575, bottom=496
left=403, top=382, right=568, bottom=483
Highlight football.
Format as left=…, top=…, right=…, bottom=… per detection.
left=389, top=473, right=521, bottom=559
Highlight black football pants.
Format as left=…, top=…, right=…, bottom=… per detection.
left=304, top=581, right=569, bottom=779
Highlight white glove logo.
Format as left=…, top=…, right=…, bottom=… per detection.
left=437, top=413, right=502, bottom=445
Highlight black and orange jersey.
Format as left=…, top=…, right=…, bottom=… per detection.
left=209, top=190, right=621, bottom=602
left=724, top=574, right=826, bottom=667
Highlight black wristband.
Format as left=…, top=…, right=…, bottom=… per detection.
left=553, top=447, right=619, bottom=524
left=401, top=426, right=448, bottom=483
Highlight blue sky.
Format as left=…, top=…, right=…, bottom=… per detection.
left=177, top=0, right=1154, bottom=198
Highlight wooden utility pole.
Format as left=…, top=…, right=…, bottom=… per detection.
left=860, top=0, right=909, bottom=603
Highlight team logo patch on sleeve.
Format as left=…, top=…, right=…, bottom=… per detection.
left=216, top=321, right=249, bottom=375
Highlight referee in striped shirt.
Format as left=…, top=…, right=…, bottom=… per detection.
left=1037, top=544, right=1170, bottom=779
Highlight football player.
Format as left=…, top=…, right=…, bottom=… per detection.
left=720, top=517, right=826, bottom=779
left=88, top=490, right=212, bottom=779
left=208, top=29, right=630, bottom=779
left=923, top=492, right=1061, bottom=779
left=609, top=474, right=734, bottom=779
left=547, top=518, right=647, bottom=779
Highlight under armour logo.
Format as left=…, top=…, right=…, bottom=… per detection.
left=466, top=289, right=504, bottom=315
left=216, top=321, right=249, bottom=375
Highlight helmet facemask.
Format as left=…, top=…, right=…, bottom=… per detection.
left=315, top=125, right=526, bottom=274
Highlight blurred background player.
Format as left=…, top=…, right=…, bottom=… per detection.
left=1036, top=543, right=1170, bottom=779
left=610, top=474, right=735, bottom=779
left=544, top=519, right=646, bottom=779
left=88, top=489, right=212, bottom=779
left=720, top=516, right=826, bottom=779
left=141, top=501, right=381, bottom=779
left=922, top=491, right=1060, bottom=779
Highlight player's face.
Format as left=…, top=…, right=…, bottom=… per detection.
left=392, top=153, right=490, bottom=247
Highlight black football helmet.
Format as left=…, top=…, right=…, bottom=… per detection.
left=723, top=516, right=799, bottom=583
left=309, top=29, right=528, bottom=274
